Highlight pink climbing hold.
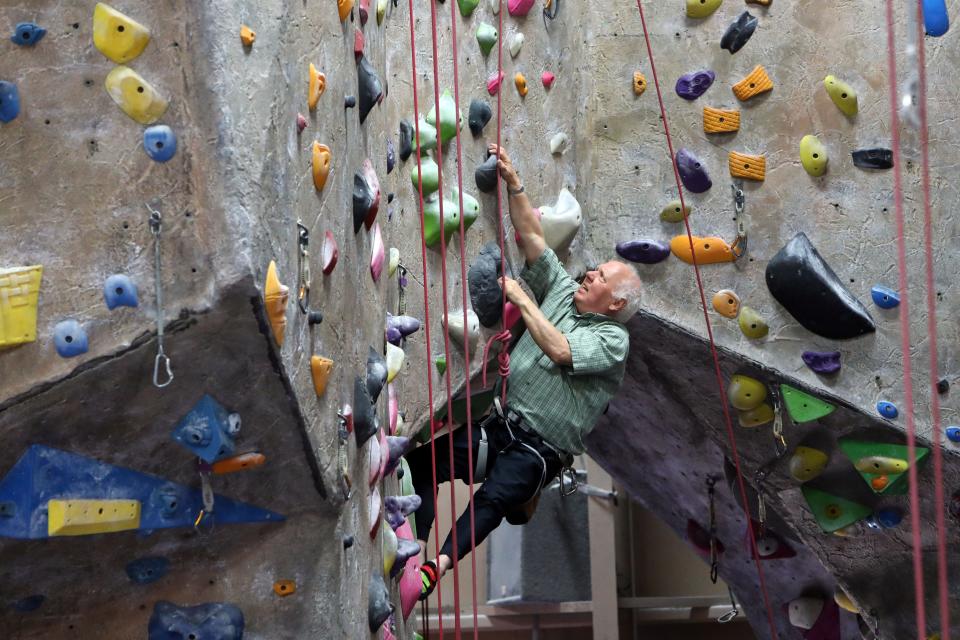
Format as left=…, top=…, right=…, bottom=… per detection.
left=369, top=486, right=382, bottom=539
left=487, top=71, right=505, bottom=96
left=378, top=429, right=389, bottom=482
left=396, top=521, right=421, bottom=620
left=354, top=30, right=364, bottom=60
left=508, top=0, right=536, bottom=16
left=370, top=222, right=385, bottom=282
left=296, top=113, right=307, bottom=133
left=382, top=623, right=396, bottom=640
left=368, top=434, right=382, bottom=487
left=541, top=71, right=555, bottom=89
left=359, top=0, right=370, bottom=25
left=388, top=382, right=398, bottom=435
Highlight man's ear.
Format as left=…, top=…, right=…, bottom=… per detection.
left=609, top=297, right=627, bottom=313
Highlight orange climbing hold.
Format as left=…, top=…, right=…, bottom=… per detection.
left=728, top=151, right=765, bottom=181
left=633, top=71, right=647, bottom=96
left=308, top=64, right=326, bottom=111
left=338, top=0, right=355, bottom=21
left=712, top=290, right=741, bottom=318
left=273, top=580, right=296, bottom=597
left=240, top=25, right=256, bottom=46
left=703, top=106, right=740, bottom=133
left=212, top=452, right=266, bottom=474
left=515, top=72, right=528, bottom=97
left=311, top=355, right=334, bottom=396
left=264, top=260, right=289, bottom=346
left=871, top=475, right=889, bottom=491
left=312, top=142, right=331, bottom=191
left=732, top=65, right=773, bottom=101
left=670, top=236, right=735, bottom=265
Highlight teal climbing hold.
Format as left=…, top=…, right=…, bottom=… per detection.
left=477, top=23, right=498, bottom=56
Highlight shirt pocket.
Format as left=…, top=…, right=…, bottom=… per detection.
left=537, top=353, right=558, bottom=371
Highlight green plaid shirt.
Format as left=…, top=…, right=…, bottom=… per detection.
left=502, top=248, right=629, bottom=455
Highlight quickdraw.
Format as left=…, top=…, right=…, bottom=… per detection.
left=146, top=204, right=173, bottom=388
left=296, top=221, right=324, bottom=325
left=729, top=182, right=748, bottom=263
left=543, top=0, right=559, bottom=27
left=706, top=475, right=720, bottom=584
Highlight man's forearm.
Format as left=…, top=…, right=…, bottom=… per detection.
left=508, top=189, right=546, bottom=265
left=516, top=296, right=572, bottom=365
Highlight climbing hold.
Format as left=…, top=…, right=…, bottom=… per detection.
left=54, top=320, right=88, bottom=358
left=414, top=116, right=438, bottom=153
left=477, top=23, right=499, bottom=56
left=0, top=81, right=21, bottom=123
left=834, top=590, right=859, bottom=614
left=540, top=188, right=583, bottom=256
left=386, top=314, right=420, bottom=344
left=308, top=64, right=326, bottom=112
left=875, top=506, right=903, bottom=528
left=357, top=56, right=383, bottom=124
left=377, top=0, right=388, bottom=23
left=338, top=0, right=355, bottom=21
left=370, top=223, right=385, bottom=282
left=938, top=378, right=950, bottom=394
left=855, top=455, right=908, bottom=476
left=264, top=260, right=289, bottom=345
left=746, top=0, right=771, bottom=4
left=789, top=446, right=829, bottom=482
left=353, top=159, right=381, bottom=232
left=542, top=71, right=555, bottom=89
left=870, top=285, right=900, bottom=309
left=800, top=135, right=828, bottom=177
left=48, top=499, right=141, bottom=536
left=143, top=125, right=177, bottom=163
left=11, top=22, right=46, bottom=46
left=712, top=290, right=740, bottom=318
left=487, top=70, right=506, bottom=95
left=765, top=233, right=875, bottom=339
left=367, top=346, right=388, bottom=403
left=210, top=452, right=266, bottom=475
left=296, top=113, right=308, bottom=134
left=240, top=25, right=255, bottom=46
left=550, top=132, right=570, bottom=155
left=386, top=343, right=404, bottom=383
left=780, top=384, right=835, bottom=422
left=105, top=66, right=168, bottom=125
left=469, top=242, right=507, bottom=327
left=475, top=154, right=499, bottom=192
left=633, top=71, right=647, bottom=96
left=732, top=65, right=773, bottom=101
left=876, top=401, right=898, bottom=419
left=727, top=374, right=767, bottom=410
left=385, top=494, right=422, bottom=530
left=788, top=597, right=824, bottom=630
left=839, top=438, right=928, bottom=495
left=93, top=3, right=150, bottom=64
left=444, top=308, right=480, bottom=348
left=148, top=602, right=244, bottom=640
left=369, top=486, right=382, bottom=538
left=126, top=557, right=169, bottom=585
left=384, top=436, right=410, bottom=475
left=468, top=99, right=492, bottom=136
left=675, top=70, right=715, bottom=100
left=320, top=230, right=339, bottom=276
left=435, top=356, right=447, bottom=375
left=354, top=376, right=379, bottom=446
left=750, top=521, right=795, bottom=559
left=738, top=403, right=774, bottom=427
left=410, top=156, right=440, bottom=196
left=104, top=274, right=138, bottom=309
left=728, top=151, right=765, bottom=181
left=422, top=195, right=460, bottom=247
left=359, top=0, right=371, bottom=24
left=273, top=580, right=296, bottom=597
left=508, top=0, right=536, bottom=15
left=386, top=140, right=396, bottom=175
left=312, top=142, right=331, bottom=192
left=382, top=520, right=398, bottom=577
left=851, top=148, right=893, bottom=170
left=509, top=32, right=525, bottom=58
left=616, top=239, right=671, bottom=265
left=310, top=355, right=334, bottom=396
left=720, top=11, right=757, bottom=54
left=515, top=73, right=528, bottom=97
left=670, top=235, right=734, bottom=265
left=675, top=148, right=712, bottom=193
left=823, top=75, right=858, bottom=116
left=345, top=95, right=357, bottom=109
left=659, top=200, right=691, bottom=223
left=686, top=0, right=722, bottom=18
left=399, top=119, right=414, bottom=160
left=924, top=0, right=950, bottom=35
left=946, top=426, right=960, bottom=443
left=172, top=395, right=238, bottom=463
left=368, top=573, right=393, bottom=632
left=703, top=107, right=740, bottom=133
left=457, top=0, right=480, bottom=16
left=737, top=306, right=769, bottom=339
left=393, top=538, right=420, bottom=578
left=802, top=351, right=841, bottom=375
left=387, top=383, right=398, bottom=434
left=801, top=485, right=872, bottom=532
left=426, top=90, right=463, bottom=143
left=454, top=187, right=481, bottom=233
left=388, top=248, right=400, bottom=277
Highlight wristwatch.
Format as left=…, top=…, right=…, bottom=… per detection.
left=508, top=184, right=525, bottom=196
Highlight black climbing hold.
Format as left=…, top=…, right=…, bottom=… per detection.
left=353, top=376, right=378, bottom=446
left=616, top=239, right=670, bottom=264
left=938, top=378, right=950, bottom=394
left=357, top=55, right=383, bottom=124
left=148, top=602, right=244, bottom=640
left=399, top=119, right=414, bottom=161
left=851, top=148, right=893, bottom=170
left=386, top=139, right=395, bottom=174
left=475, top=154, right=499, bottom=192
left=353, top=162, right=380, bottom=234
left=469, top=242, right=510, bottom=327
left=366, top=346, right=387, bottom=403
left=387, top=192, right=395, bottom=204
left=720, top=11, right=758, bottom=54
left=368, top=573, right=394, bottom=632
left=308, top=310, right=324, bottom=325
left=468, top=98, right=492, bottom=136
left=343, top=534, right=355, bottom=549
left=345, top=95, right=357, bottom=109
left=126, top=557, right=170, bottom=585
left=765, top=232, right=876, bottom=339
left=12, top=595, right=45, bottom=613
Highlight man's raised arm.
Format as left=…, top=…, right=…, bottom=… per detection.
left=488, top=143, right=545, bottom=266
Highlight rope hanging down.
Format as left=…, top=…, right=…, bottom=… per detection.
left=629, top=1, right=780, bottom=637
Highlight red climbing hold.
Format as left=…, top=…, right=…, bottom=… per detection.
left=359, top=0, right=370, bottom=25
left=541, top=71, right=555, bottom=89
left=487, top=71, right=505, bottom=96
left=354, top=30, right=364, bottom=60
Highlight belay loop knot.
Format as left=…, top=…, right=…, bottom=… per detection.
left=481, top=330, right=512, bottom=388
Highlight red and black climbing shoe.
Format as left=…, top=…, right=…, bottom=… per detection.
left=418, top=560, right=439, bottom=601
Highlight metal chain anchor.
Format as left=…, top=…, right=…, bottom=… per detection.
left=297, top=221, right=323, bottom=325
left=146, top=204, right=173, bottom=388
left=729, top=182, right=748, bottom=262
left=707, top=475, right=720, bottom=584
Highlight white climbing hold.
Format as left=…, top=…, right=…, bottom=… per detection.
left=489, top=0, right=500, bottom=14
left=443, top=309, right=480, bottom=349
left=787, top=596, right=824, bottom=630
left=386, top=343, right=404, bottom=383
left=509, top=32, right=524, bottom=58
left=550, top=132, right=569, bottom=155
left=388, top=248, right=400, bottom=277
left=539, top=188, right=583, bottom=256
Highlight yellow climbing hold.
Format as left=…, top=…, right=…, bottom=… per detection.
left=727, top=374, right=767, bottom=410
left=515, top=72, right=528, bottom=97
left=386, top=343, right=404, bottom=383
left=669, top=235, right=735, bottom=264
left=800, top=135, right=828, bottom=177
left=703, top=106, right=740, bottom=133
left=728, top=151, right=765, bottom=181
left=0, top=265, right=42, bottom=349
left=789, top=446, right=829, bottom=482
left=264, top=260, right=289, bottom=347
left=312, top=142, right=331, bottom=191
left=48, top=499, right=141, bottom=537
left=853, top=456, right=909, bottom=475
left=308, top=63, right=326, bottom=111
left=732, top=65, right=773, bottom=101
left=633, top=71, right=647, bottom=96
left=712, top=289, right=740, bottom=319
left=338, top=0, right=355, bottom=21
left=738, top=403, right=774, bottom=427
left=310, top=355, right=334, bottom=396
left=240, top=25, right=256, bottom=47
left=823, top=75, right=858, bottom=116
left=93, top=3, right=150, bottom=64
left=738, top=305, right=768, bottom=339
left=104, top=66, right=168, bottom=125
left=659, top=200, right=690, bottom=223
left=686, top=0, right=723, bottom=19
left=834, top=590, right=859, bottom=614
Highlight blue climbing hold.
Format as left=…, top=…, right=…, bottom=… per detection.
left=148, top=601, right=244, bottom=640
left=104, top=274, right=139, bottom=309
left=871, top=285, right=900, bottom=309
left=126, top=557, right=170, bottom=585
left=877, top=401, right=899, bottom=419
left=923, top=0, right=949, bottom=36
left=946, top=426, right=960, bottom=443
left=11, top=595, right=45, bottom=612
left=11, top=22, right=46, bottom=46
left=143, top=125, right=177, bottom=162
left=171, top=395, right=239, bottom=463
left=875, top=506, right=903, bottom=528
left=0, top=81, right=21, bottom=123
left=53, top=320, right=88, bottom=358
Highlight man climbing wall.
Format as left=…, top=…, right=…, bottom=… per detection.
left=406, top=143, right=644, bottom=600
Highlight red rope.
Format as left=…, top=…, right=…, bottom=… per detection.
left=629, top=2, right=779, bottom=637
left=495, top=0, right=509, bottom=405
left=914, top=2, right=950, bottom=635
left=481, top=331, right=512, bottom=388
left=885, top=1, right=927, bottom=635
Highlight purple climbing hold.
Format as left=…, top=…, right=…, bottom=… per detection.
left=386, top=314, right=420, bottom=345
left=384, top=494, right=422, bottom=530
left=616, top=239, right=670, bottom=264
left=802, top=351, right=842, bottom=375
left=354, top=376, right=379, bottom=447
left=675, top=148, right=712, bottom=193
left=384, top=436, right=411, bottom=475
left=675, top=70, right=716, bottom=100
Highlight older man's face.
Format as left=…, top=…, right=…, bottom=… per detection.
left=574, top=261, right=631, bottom=315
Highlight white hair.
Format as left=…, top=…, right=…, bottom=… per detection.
left=611, top=267, right=642, bottom=323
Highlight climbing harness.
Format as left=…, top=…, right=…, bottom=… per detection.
left=146, top=204, right=173, bottom=388
left=296, top=221, right=323, bottom=325
left=729, top=182, right=748, bottom=263
left=706, top=476, right=720, bottom=584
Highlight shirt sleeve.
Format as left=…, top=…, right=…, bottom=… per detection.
left=565, top=322, right=629, bottom=376
left=520, top=248, right=571, bottom=304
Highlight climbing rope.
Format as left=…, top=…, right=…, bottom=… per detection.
left=628, top=2, right=779, bottom=637
left=494, top=0, right=510, bottom=406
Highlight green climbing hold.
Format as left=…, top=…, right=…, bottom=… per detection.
left=435, top=355, right=447, bottom=375
left=838, top=438, right=929, bottom=496
left=686, top=0, right=722, bottom=19
left=780, top=384, right=836, bottom=423
left=801, top=485, right=873, bottom=533
left=422, top=195, right=460, bottom=247
left=410, top=157, right=440, bottom=196
left=458, top=0, right=480, bottom=16
left=659, top=199, right=691, bottom=223
left=477, top=23, right=498, bottom=56
left=426, top=90, right=462, bottom=143
left=454, top=187, right=480, bottom=233
left=415, top=117, right=437, bottom=153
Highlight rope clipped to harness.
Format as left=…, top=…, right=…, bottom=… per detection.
left=481, top=330, right=512, bottom=389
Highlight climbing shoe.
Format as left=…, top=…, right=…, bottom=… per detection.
left=418, top=560, right=439, bottom=601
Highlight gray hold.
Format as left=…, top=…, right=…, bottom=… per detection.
left=469, top=242, right=510, bottom=328
left=468, top=99, right=492, bottom=136
left=475, top=154, right=499, bottom=192
left=147, top=601, right=244, bottom=640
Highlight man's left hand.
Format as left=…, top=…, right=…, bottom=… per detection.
left=498, top=276, right=529, bottom=307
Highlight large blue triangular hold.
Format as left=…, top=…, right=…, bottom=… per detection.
left=0, top=445, right=284, bottom=539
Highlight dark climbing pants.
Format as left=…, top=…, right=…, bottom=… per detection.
left=407, top=416, right=564, bottom=562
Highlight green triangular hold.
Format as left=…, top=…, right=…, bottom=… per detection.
left=801, top=485, right=873, bottom=533
left=780, top=384, right=836, bottom=423
left=838, top=438, right=929, bottom=495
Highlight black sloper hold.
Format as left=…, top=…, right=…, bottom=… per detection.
left=720, top=11, right=758, bottom=54
left=469, top=242, right=511, bottom=328
left=475, top=154, right=499, bottom=193
left=354, top=376, right=379, bottom=447
left=852, top=148, right=893, bottom=169
left=765, top=232, right=876, bottom=340
left=368, top=573, right=393, bottom=632
left=357, top=55, right=383, bottom=124
left=399, top=119, right=414, bottom=161
left=353, top=169, right=376, bottom=233
left=468, top=98, right=492, bottom=136
left=366, top=346, right=387, bottom=403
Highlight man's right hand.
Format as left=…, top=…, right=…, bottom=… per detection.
left=488, top=143, right=521, bottom=191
